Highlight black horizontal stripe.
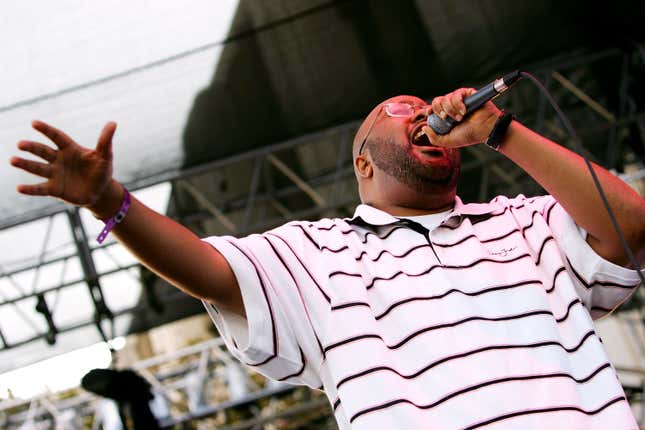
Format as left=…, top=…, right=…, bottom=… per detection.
left=277, top=347, right=307, bottom=381
left=481, top=226, right=521, bottom=243
left=470, top=203, right=526, bottom=225
left=292, top=223, right=320, bottom=249
left=362, top=226, right=409, bottom=243
left=355, top=243, right=430, bottom=262
left=330, top=253, right=533, bottom=289
left=336, top=330, right=597, bottom=390
left=469, top=209, right=508, bottom=226
left=326, top=308, right=554, bottom=355
left=377, top=281, right=581, bottom=323
left=475, top=207, right=539, bottom=244
left=331, top=301, right=371, bottom=311
left=546, top=266, right=568, bottom=293
left=518, top=210, right=540, bottom=238
left=464, top=395, right=625, bottom=430
left=318, top=222, right=409, bottom=243
left=440, top=203, right=512, bottom=230
left=321, top=244, right=350, bottom=253
left=266, top=232, right=332, bottom=303
left=296, top=225, right=353, bottom=252
left=373, top=279, right=542, bottom=320
left=333, top=398, right=341, bottom=411
left=535, top=236, right=555, bottom=265
left=332, top=298, right=584, bottom=362
left=226, top=239, right=278, bottom=367
left=310, top=222, right=342, bottom=231
left=439, top=221, right=466, bottom=230
left=556, top=299, right=582, bottom=323
left=544, top=199, right=559, bottom=225
left=349, top=362, right=612, bottom=423
left=314, top=241, right=432, bottom=262
left=433, top=232, right=480, bottom=248
left=424, top=211, right=540, bottom=249
left=568, top=257, right=636, bottom=290
left=328, top=269, right=363, bottom=279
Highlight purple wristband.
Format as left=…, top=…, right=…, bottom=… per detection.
left=97, top=188, right=131, bottom=244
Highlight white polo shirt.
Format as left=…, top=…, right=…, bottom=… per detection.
left=203, top=195, right=641, bottom=429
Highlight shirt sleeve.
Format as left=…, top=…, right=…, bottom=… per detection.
left=531, top=195, right=641, bottom=319
left=201, top=223, right=325, bottom=388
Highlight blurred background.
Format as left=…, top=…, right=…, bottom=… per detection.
left=0, top=0, right=644, bottom=428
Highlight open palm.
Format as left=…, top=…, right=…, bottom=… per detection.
left=10, top=120, right=117, bottom=207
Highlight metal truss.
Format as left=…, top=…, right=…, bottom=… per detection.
left=0, top=47, right=643, bottom=427
left=0, top=337, right=334, bottom=429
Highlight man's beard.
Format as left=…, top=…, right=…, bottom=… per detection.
left=366, top=138, right=460, bottom=194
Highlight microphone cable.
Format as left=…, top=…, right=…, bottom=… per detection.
left=519, top=71, right=644, bottom=285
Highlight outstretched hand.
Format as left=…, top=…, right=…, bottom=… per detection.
left=10, top=120, right=117, bottom=208
left=422, top=88, right=502, bottom=148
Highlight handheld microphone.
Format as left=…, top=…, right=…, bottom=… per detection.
left=427, top=71, right=522, bottom=135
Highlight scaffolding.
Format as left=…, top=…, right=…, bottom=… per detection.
left=0, top=337, right=334, bottom=429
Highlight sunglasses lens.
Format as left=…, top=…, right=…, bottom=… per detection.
left=385, top=103, right=414, bottom=117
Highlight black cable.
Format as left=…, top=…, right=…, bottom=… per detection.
left=520, top=71, right=644, bottom=284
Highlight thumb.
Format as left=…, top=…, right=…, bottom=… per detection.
left=96, top=121, right=117, bottom=159
left=422, top=125, right=447, bottom=148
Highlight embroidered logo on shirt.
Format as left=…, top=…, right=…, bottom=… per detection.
left=488, top=246, right=517, bottom=257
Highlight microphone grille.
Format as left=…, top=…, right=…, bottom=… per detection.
left=427, top=114, right=453, bottom=135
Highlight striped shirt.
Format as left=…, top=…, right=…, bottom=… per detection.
left=203, top=195, right=640, bottom=429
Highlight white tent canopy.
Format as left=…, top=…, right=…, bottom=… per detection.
left=1, top=0, right=239, bottom=229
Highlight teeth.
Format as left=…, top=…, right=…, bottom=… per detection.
left=414, top=129, right=425, bottom=140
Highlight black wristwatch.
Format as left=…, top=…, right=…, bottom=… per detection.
left=485, top=110, right=514, bottom=151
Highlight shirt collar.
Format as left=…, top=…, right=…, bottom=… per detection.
left=348, top=196, right=504, bottom=228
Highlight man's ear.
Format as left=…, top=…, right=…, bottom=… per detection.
left=354, top=155, right=372, bottom=178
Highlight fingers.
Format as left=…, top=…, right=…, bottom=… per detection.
left=431, top=97, right=444, bottom=119
left=10, top=156, right=52, bottom=178
left=96, top=121, right=116, bottom=159
left=32, top=120, right=74, bottom=150
left=440, top=97, right=461, bottom=121
left=422, top=123, right=465, bottom=149
left=422, top=125, right=443, bottom=147
left=16, top=182, right=50, bottom=196
left=17, top=140, right=57, bottom=163
left=432, top=88, right=476, bottom=121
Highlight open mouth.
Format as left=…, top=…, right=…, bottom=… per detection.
left=411, top=124, right=432, bottom=147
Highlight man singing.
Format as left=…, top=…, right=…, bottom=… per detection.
left=10, top=87, right=645, bottom=429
